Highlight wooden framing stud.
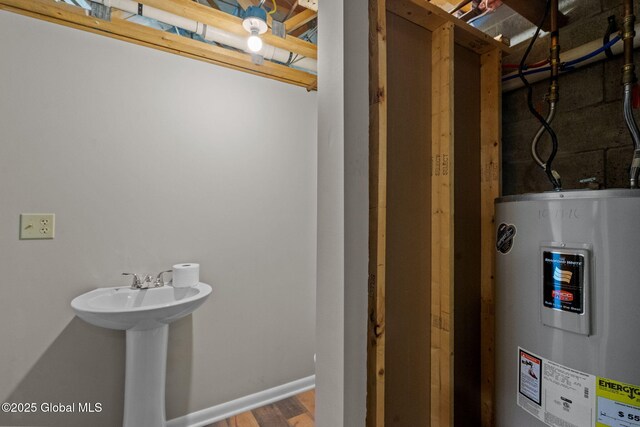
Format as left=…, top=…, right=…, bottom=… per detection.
left=430, top=20, right=455, bottom=427
left=366, top=0, right=387, bottom=426
left=480, top=47, right=502, bottom=427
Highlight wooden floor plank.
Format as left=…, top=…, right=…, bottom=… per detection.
left=296, top=390, right=315, bottom=417
left=274, top=396, right=307, bottom=419
left=210, top=390, right=315, bottom=427
left=229, top=411, right=261, bottom=427
left=287, top=413, right=315, bottom=427
left=252, top=404, right=290, bottom=426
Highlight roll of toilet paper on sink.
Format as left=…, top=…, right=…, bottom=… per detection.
left=172, top=263, right=200, bottom=288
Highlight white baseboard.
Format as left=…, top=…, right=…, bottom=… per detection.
left=166, top=375, right=315, bottom=427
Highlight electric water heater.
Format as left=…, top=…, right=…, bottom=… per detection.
left=495, top=189, right=640, bottom=427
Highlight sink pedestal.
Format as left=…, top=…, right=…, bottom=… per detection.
left=123, top=324, right=168, bottom=427
left=71, top=283, right=212, bottom=427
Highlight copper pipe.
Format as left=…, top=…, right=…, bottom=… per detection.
left=623, top=0, right=636, bottom=85
left=623, top=0, right=640, bottom=187
left=550, top=0, right=559, bottom=31
left=548, top=0, right=560, bottom=103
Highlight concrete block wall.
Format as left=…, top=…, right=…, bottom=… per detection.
left=500, top=0, right=639, bottom=195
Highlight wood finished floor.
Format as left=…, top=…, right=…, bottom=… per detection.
left=208, top=389, right=315, bottom=427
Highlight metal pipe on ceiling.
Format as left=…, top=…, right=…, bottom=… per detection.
left=622, top=0, right=640, bottom=188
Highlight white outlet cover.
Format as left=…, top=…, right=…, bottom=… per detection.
left=20, top=213, right=55, bottom=239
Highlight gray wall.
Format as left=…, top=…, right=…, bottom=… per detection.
left=315, top=0, right=369, bottom=425
left=500, top=0, right=638, bottom=194
left=0, top=11, right=317, bottom=427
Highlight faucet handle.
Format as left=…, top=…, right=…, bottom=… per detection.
left=122, top=273, right=143, bottom=288
left=154, top=270, right=173, bottom=287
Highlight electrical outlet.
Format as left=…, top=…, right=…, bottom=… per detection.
left=20, top=214, right=55, bottom=239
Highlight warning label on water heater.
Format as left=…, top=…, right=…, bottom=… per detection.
left=517, top=347, right=596, bottom=427
left=519, top=349, right=542, bottom=406
left=517, top=349, right=640, bottom=427
left=543, top=251, right=585, bottom=314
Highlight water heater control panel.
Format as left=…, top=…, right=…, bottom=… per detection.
left=540, top=242, right=591, bottom=336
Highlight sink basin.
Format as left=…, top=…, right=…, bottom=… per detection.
left=71, top=283, right=212, bottom=427
left=71, top=283, right=212, bottom=330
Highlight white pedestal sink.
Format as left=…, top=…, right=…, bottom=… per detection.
left=71, top=283, right=212, bottom=427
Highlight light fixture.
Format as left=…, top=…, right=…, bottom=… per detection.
left=242, top=6, right=268, bottom=53
left=247, top=29, right=263, bottom=52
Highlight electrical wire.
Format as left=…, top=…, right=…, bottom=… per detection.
left=288, top=53, right=300, bottom=65
left=603, top=15, right=618, bottom=59
left=303, top=25, right=318, bottom=42
left=505, top=66, right=552, bottom=82
left=519, top=0, right=562, bottom=191
left=503, top=59, right=549, bottom=70
left=290, top=55, right=306, bottom=65
left=268, top=0, right=277, bottom=15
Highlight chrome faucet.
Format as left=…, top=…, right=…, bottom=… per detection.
left=155, top=270, right=172, bottom=287
left=122, top=273, right=145, bottom=288
left=122, top=270, right=172, bottom=289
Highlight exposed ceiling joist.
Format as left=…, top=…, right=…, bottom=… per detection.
left=501, top=0, right=568, bottom=31
left=387, top=0, right=512, bottom=55
left=0, top=0, right=316, bottom=88
left=429, top=0, right=471, bottom=13
left=202, top=0, right=220, bottom=11
left=111, top=9, right=133, bottom=19
left=449, top=0, right=473, bottom=14
left=136, top=0, right=316, bottom=59
left=284, top=0, right=298, bottom=20
left=285, top=8, right=315, bottom=33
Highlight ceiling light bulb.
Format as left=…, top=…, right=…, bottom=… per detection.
left=247, top=29, right=263, bottom=53
left=243, top=6, right=267, bottom=54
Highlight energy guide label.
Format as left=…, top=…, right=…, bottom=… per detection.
left=597, top=378, right=640, bottom=427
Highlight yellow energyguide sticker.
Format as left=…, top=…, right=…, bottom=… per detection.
left=597, top=377, right=640, bottom=427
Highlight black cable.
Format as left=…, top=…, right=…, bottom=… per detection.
left=518, top=0, right=562, bottom=191
left=603, top=15, right=618, bottom=59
